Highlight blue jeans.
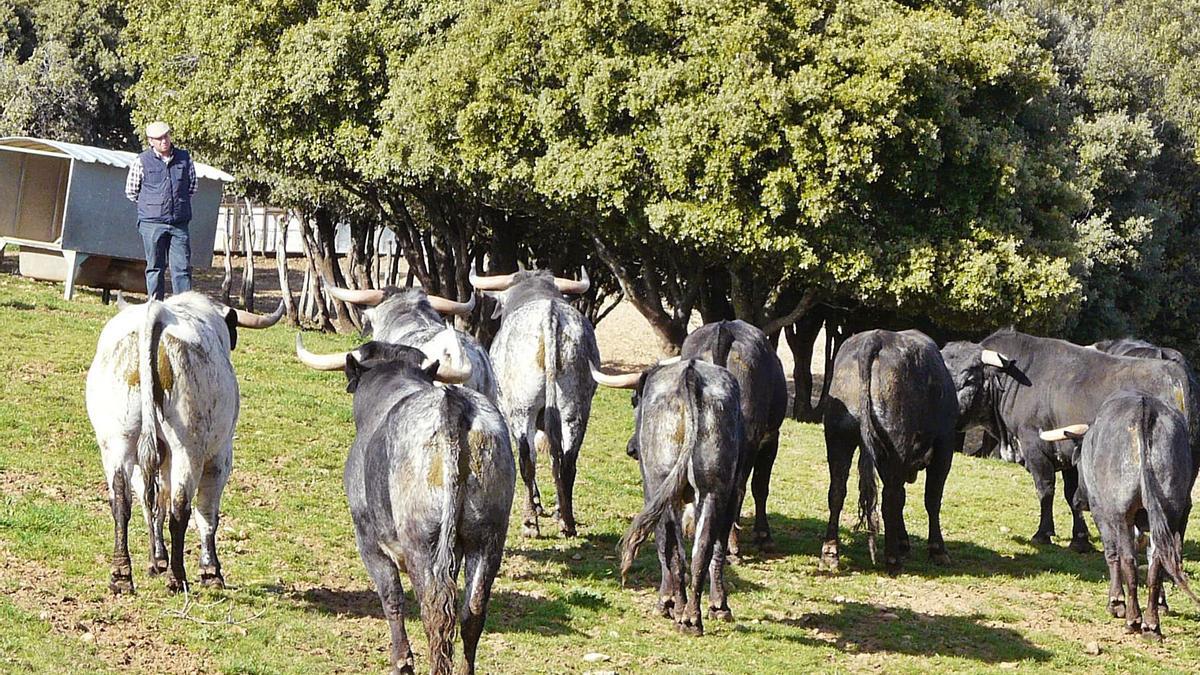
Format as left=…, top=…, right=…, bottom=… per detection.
left=139, top=220, right=192, bottom=300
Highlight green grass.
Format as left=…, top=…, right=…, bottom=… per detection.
left=3, top=267, right=1200, bottom=673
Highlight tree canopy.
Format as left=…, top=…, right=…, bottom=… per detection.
left=11, top=0, right=1192, bottom=357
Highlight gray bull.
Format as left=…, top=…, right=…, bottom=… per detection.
left=296, top=338, right=514, bottom=675
left=1042, top=392, right=1200, bottom=639
left=471, top=267, right=597, bottom=537
left=325, top=285, right=498, bottom=402
left=593, top=359, right=746, bottom=635
left=680, top=320, right=786, bottom=552
left=822, top=329, right=958, bottom=574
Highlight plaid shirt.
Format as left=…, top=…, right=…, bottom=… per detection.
left=124, top=150, right=198, bottom=203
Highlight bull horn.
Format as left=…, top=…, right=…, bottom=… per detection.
left=554, top=266, right=590, bottom=295
left=326, top=285, right=386, bottom=306
left=468, top=268, right=516, bottom=291
left=236, top=301, right=285, bottom=329
left=658, top=356, right=681, bottom=366
left=421, top=355, right=472, bottom=384
left=591, top=365, right=642, bottom=389
left=426, top=292, right=476, bottom=316
left=295, top=333, right=357, bottom=371
left=1039, top=424, right=1090, bottom=442
left=980, top=349, right=1010, bottom=368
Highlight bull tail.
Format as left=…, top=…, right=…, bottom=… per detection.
left=619, top=363, right=701, bottom=584
left=540, top=306, right=562, bottom=455
left=712, top=321, right=734, bottom=369
left=136, top=301, right=167, bottom=511
left=856, top=332, right=888, bottom=565
left=423, top=390, right=470, bottom=673
left=1138, top=399, right=1200, bottom=609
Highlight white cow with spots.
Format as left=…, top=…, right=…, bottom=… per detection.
left=470, top=267, right=598, bottom=539
left=86, top=292, right=281, bottom=594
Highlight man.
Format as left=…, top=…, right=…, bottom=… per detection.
left=125, top=121, right=198, bottom=300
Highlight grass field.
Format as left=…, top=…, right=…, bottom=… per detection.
left=3, top=267, right=1200, bottom=674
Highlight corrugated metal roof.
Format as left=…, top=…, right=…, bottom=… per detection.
left=0, top=136, right=235, bottom=182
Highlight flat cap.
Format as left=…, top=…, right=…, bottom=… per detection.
left=145, top=121, right=171, bottom=138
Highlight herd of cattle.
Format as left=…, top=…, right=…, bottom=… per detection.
left=81, top=268, right=1199, bottom=673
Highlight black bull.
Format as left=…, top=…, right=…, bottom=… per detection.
left=821, top=329, right=959, bottom=574
left=941, top=329, right=1198, bottom=551
left=680, top=320, right=786, bottom=552
left=617, top=359, right=746, bottom=636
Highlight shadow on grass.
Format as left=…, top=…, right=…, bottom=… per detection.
left=511, top=514, right=836, bottom=594
left=755, top=601, right=1052, bottom=663
left=288, top=585, right=585, bottom=636
left=824, top=529, right=1113, bottom=583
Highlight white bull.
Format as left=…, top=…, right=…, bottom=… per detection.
left=86, top=292, right=282, bottom=594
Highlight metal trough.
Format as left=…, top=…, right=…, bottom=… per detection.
left=0, top=137, right=233, bottom=299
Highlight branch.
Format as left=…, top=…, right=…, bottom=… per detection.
left=763, top=287, right=820, bottom=336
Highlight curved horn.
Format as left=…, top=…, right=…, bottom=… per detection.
left=426, top=292, right=476, bottom=316
left=1039, top=424, right=1089, bottom=442
left=591, top=365, right=642, bottom=389
left=421, top=355, right=472, bottom=384
left=657, top=355, right=682, bottom=366
left=236, top=301, right=285, bottom=329
left=326, top=285, right=386, bottom=306
left=295, top=333, right=357, bottom=371
left=554, top=266, right=590, bottom=295
left=468, top=268, right=516, bottom=291
left=980, top=349, right=1009, bottom=369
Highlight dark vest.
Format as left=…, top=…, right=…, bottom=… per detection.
left=136, top=148, right=193, bottom=225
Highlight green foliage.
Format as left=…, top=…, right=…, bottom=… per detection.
left=0, top=0, right=134, bottom=147
left=1012, top=0, right=1200, bottom=357
left=379, top=0, right=1086, bottom=331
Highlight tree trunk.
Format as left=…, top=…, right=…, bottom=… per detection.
left=298, top=213, right=334, bottom=331
left=240, top=198, right=256, bottom=312
left=220, top=205, right=234, bottom=305
left=276, top=211, right=297, bottom=325
left=786, top=307, right=826, bottom=422
left=311, top=206, right=359, bottom=332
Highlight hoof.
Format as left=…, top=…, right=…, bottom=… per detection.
left=1030, top=531, right=1054, bottom=545
left=166, top=575, right=187, bottom=594
left=1125, top=620, right=1142, bottom=634
left=657, top=598, right=675, bottom=619
left=200, top=573, right=225, bottom=589
left=109, top=575, right=134, bottom=595
left=147, top=559, right=169, bottom=577
left=675, top=619, right=703, bottom=636
left=1142, top=626, right=1163, bottom=642
left=1108, top=600, right=1126, bottom=619
left=1068, top=537, right=1095, bottom=554
left=928, top=548, right=951, bottom=566
left=559, top=524, right=577, bottom=538
left=819, top=541, right=839, bottom=573
left=521, top=520, right=540, bottom=538
left=885, top=558, right=903, bottom=576
left=707, top=607, right=734, bottom=622
left=391, top=651, right=416, bottom=675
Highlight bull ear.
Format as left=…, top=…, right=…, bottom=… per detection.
left=422, top=358, right=441, bottom=380
left=485, top=291, right=505, bottom=319
left=344, top=354, right=364, bottom=394
left=224, top=309, right=239, bottom=351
